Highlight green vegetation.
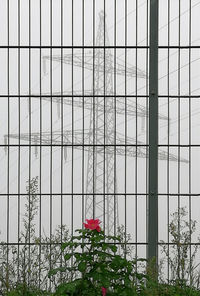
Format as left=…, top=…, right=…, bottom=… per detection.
left=0, top=177, right=71, bottom=295
left=160, top=207, right=200, bottom=288
left=0, top=178, right=200, bottom=295
left=50, top=227, right=147, bottom=295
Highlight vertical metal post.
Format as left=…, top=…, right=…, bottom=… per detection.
left=148, top=0, right=159, bottom=262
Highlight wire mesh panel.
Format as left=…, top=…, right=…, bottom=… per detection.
left=0, top=0, right=199, bottom=291
left=0, top=1, right=150, bottom=289
left=158, top=0, right=200, bottom=285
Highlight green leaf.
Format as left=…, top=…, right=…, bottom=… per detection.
left=93, top=235, right=102, bottom=242
left=74, top=253, right=81, bottom=260
left=48, top=268, right=58, bottom=277
left=64, top=253, right=72, bottom=261
left=101, top=276, right=110, bottom=288
left=127, top=263, right=133, bottom=273
left=61, top=242, right=68, bottom=251
left=78, top=261, right=87, bottom=272
left=56, top=279, right=82, bottom=294
left=124, top=276, right=131, bottom=286
left=135, top=272, right=145, bottom=280
left=90, top=272, right=101, bottom=281
left=110, top=245, right=117, bottom=252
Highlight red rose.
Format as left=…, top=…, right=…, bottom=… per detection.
left=101, top=287, right=107, bottom=296
left=83, top=219, right=101, bottom=232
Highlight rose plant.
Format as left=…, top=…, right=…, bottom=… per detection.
left=49, top=219, right=147, bottom=295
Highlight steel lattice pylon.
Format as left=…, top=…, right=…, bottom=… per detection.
left=4, top=11, right=188, bottom=236
left=41, top=11, right=149, bottom=235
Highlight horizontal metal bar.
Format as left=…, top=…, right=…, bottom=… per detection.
left=159, top=95, right=200, bottom=98
left=1, top=95, right=200, bottom=99
left=1, top=94, right=200, bottom=98
left=2, top=242, right=200, bottom=246
left=1, top=144, right=149, bottom=147
left=1, top=45, right=200, bottom=49
left=2, top=144, right=200, bottom=148
left=0, top=193, right=149, bottom=196
left=0, top=193, right=200, bottom=196
left=0, top=140, right=200, bottom=148
left=0, top=94, right=149, bottom=98
left=2, top=241, right=200, bottom=246
left=158, top=144, right=200, bottom=147
left=0, top=242, right=148, bottom=246
left=159, top=45, right=200, bottom=49
left=0, top=45, right=149, bottom=49
left=158, top=242, right=200, bottom=246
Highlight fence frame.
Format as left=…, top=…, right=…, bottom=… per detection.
left=148, top=0, right=159, bottom=263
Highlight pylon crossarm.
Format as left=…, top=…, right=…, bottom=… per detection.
left=43, top=53, right=147, bottom=79
left=4, top=131, right=188, bottom=163
left=28, top=90, right=168, bottom=120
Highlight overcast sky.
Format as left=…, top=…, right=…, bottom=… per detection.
left=0, top=0, right=200, bottom=261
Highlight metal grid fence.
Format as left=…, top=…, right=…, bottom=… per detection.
left=0, top=0, right=200, bottom=288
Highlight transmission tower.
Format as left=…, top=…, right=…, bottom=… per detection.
left=4, top=11, right=188, bottom=235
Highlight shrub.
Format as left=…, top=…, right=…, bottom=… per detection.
left=49, top=219, right=147, bottom=295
